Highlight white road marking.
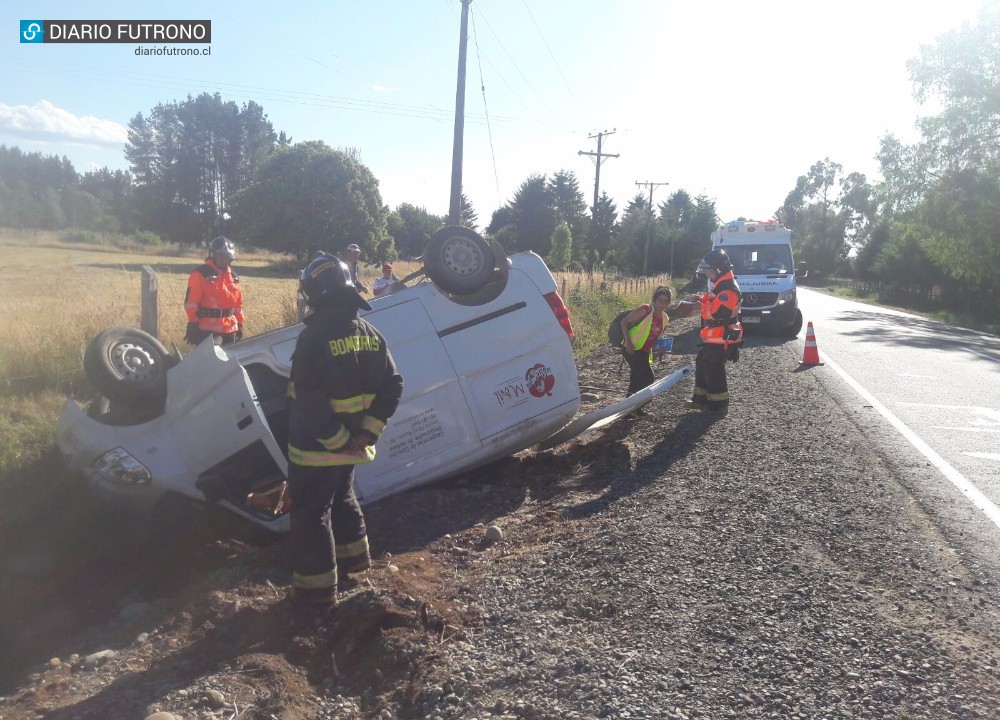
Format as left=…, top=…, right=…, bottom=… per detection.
left=965, top=453, right=1000, bottom=462
left=818, top=351, right=1000, bottom=531
left=964, top=348, right=1000, bottom=363
left=930, top=427, right=1000, bottom=433
left=895, top=403, right=1000, bottom=434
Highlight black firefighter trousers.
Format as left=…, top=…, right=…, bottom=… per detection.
left=287, top=463, right=371, bottom=598
left=691, top=344, right=730, bottom=413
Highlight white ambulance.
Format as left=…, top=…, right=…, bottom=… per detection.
left=709, top=220, right=803, bottom=337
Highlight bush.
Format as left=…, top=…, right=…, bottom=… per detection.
left=63, top=230, right=104, bottom=244
left=130, top=231, right=163, bottom=246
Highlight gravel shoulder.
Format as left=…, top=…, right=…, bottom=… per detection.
left=2, top=317, right=999, bottom=720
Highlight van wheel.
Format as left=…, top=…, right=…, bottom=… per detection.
left=83, top=327, right=170, bottom=407
left=783, top=309, right=803, bottom=338
left=423, top=226, right=495, bottom=295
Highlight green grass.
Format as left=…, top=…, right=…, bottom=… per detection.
left=566, top=282, right=633, bottom=357
left=0, top=392, right=64, bottom=484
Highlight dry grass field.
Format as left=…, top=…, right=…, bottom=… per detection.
left=0, top=234, right=296, bottom=483
left=0, top=230, right=671, bottom=492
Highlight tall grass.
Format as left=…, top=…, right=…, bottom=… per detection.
left=0, top=240, right=302, bottom=396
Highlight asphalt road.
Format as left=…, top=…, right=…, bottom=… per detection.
left=791, top=287, right=1000, bottom=557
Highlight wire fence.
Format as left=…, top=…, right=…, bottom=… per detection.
left=553, top=271, right=673, bottom=300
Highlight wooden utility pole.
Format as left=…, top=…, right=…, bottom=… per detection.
left=635, top=181, right=668, bottom=275
left=448, top=0, right=472, bottom=226
left=579, top=130, right=619, bottom=273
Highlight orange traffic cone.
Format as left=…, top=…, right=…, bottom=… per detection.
left=800, top=321, right=823, bottom=366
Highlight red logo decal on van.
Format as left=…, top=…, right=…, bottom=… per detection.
left=525, top=363, right=554, bottom=397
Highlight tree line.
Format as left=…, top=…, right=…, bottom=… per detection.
left=777, top=8, right=999, bottom=314
left=0, top=7, right=996, bottom=315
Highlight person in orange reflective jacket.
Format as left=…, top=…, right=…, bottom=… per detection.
left=184, top=236, right=244, bottom=345
left=287, top=254, right=403, bottom=605
left=685, top=248, right=743, bottom=416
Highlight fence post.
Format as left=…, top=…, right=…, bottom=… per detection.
left=561, top=278, right=567, bottom=298
left=141, top=265, right=159, bottom=338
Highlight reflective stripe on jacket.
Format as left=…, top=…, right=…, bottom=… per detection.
left=184, top=258, right=244, bottom=334
left=287, top=306, right=403, bottom=467
left=699, top=271, right=743, bottom=346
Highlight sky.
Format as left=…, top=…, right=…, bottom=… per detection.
left=0, top=0, right=992, bottom=227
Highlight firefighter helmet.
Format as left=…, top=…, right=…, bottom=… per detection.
left=299, top=254, right=371, bottom=312
left=209, top=236, right=235, bottom=263
left=700, top=248, right=732, bottom=274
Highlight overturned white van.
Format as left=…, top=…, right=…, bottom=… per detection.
left=56, top=232, right=692, bottom=534
left=710, top=220, right=804, bottom=337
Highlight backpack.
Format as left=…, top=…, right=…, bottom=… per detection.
left=608, top=307, right=651, bottom=349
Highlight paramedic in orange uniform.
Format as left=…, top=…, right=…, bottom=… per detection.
left=184, top=236, right=244, bottom=345
left=685, top=249, right=743, bottom=415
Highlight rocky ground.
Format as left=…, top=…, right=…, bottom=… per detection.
left=2, top=315, right=1000, bottom=720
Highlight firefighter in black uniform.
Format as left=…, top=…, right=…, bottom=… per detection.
left=685, top=248, right=743, bottom=415
left=287, top=254, right=403, bottom=605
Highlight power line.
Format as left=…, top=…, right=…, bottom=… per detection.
left=471, top=7, right=503, bottom=209
left=468, top=3, right=558, bottom=119
left=520, top=0, right=591, bottom=128
left=0, top=54, right=576, bottom=131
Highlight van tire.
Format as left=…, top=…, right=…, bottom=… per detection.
left=783, top=309, right=803, bottom=338
left=83, top=327, right=170, bottom=408
left=423, top=226, right=495, bottom=295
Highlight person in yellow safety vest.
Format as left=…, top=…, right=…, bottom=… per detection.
left=184, top=236, right=244, bottom=345
left=619, top=286, right=673, bottom=415
left=685, top=248, right=743, bottom=416
left=286, top=254, right=403, bottom=605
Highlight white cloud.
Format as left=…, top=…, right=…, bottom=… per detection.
left=0, top=100, right=127, bottom=148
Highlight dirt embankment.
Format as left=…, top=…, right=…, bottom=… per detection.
left=2, top=317, right=1000, bottom=720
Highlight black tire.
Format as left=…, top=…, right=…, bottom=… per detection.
left=83, top=327, right=170, bottom=407
left=783, top=309, right=804, bottom=338
left=423, top=226, right=495, bottom=295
